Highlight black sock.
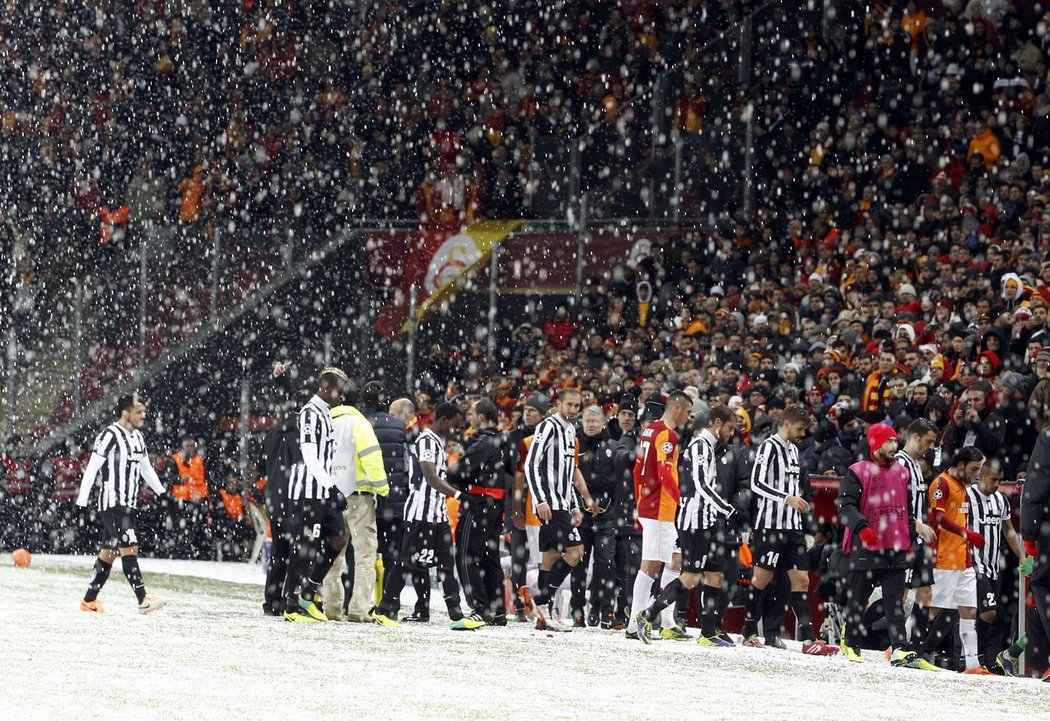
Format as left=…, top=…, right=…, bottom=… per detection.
left=309, top=539, right=341, bottom=588
left=535, top=569, right=551, bottom=606
left=922, top=613, right=954, bottom=655
left=674, top=585, right=690, bottom=624
left=84, top=558, right=113, bottom=602
left=791, top=591, right=814, bottom=642
left=742, top=585, right=765, bottom=638
left=121, top=555, right=146, bottom=604
left=412, top=570, right=430, bottom=614
left=910, top=604, right=930, bottom=646
left=700, top=584, right=724, bottom=637
left=547, top=559, right=573, bottom=597
left=644, top=579, right=684, bottom=621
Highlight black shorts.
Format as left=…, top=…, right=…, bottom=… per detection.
left=977, top=573, right=999, bottom=614
left=680, top=526, right=731, bottom=574
left=287, top=498, right=345, bottom=541
left=400, top=520, right=453, bottom=569
left=539, top=510, right=582, bottom=553
left=751, top=529, right=807, bottom=572
left=100, top=507, right=139, bottom=548
left=905, top=542, right=935, bottom=589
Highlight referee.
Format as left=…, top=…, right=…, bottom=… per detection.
left=75, top=393, right=168, bottom=615
left=282, top=368, right=350, bottom=623
left=448, top=398, right=509, bottom=624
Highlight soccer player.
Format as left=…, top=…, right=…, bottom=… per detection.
left=75, top=393, right=168, bottom=614
left=524, top=388, right=597, bottom=632
left=629, top=390, right=692, bottom=642
left=740, top=404, right=821, bottom=651
left=508, top=393, right=548, bottom=622
left=282, top=369, right=350, bottom=623
left=838, top=423, right=935, bottom=669
left=372, top=403, right=484, bottom=630
left=966, top=456, right=1026, bottom=670
left=636, top=405, right=739, bottom=645
left=894, top=419, right=939, bottom=643
left=921, top=446, right=988, bottom=672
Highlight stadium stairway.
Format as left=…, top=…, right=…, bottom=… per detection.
left=28, top=230, right=366, bottom=456
left=7, top=336, right=79, bottom=446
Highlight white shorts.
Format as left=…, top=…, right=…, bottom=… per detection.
left=639, top=518, right=677, bottom=564
left=525, top=525, right=541, bottom=567
left=931, top=567, right=977, bottom=609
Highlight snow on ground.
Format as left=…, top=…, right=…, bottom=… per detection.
left=2, top=553, right=1048, bottom=721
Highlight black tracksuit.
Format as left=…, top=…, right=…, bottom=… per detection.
left=571, top=429, right=619, bottom=620
left=448, top=427, right=509, bottom=619
left=261, top=412, right=301, bottom=614
left=1023, top=426, right=1050, bottom=668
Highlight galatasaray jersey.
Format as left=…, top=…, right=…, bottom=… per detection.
left=929, top=471, right=971, bottom=570
left=634, top=419, right=680, bottom=522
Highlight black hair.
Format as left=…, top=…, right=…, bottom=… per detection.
left=949, top=446, right=985, bottom=468
left=116, top=393, right=142, bottom=419
left=435, top=403, right=462, bottom=422
left=906, top=418, right=937, bottom=438
left=360, top=380, right=387, bottom=410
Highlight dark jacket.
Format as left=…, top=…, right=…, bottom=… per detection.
left=715, top=441, right=753, bottom=538
left=577, top=428, right=617, bottom=517
left=362, top=408, right=410, bottom=521
left=262, top=411, right=302, bottom=527
left=813, top=438, right=855, bottom=478
left=1022, top=425, right=1050, bottom=553
left=611, top=427, right=640, bottom=535
left=942, top=406, right=1005, bottom=460
left=447, top=427, right=508, bottom=494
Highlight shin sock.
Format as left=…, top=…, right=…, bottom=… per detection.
left=631, top=570, right=656, bottom=622
left=121, top=555, right=146, bottom=604
left=84, top=558, right=113, bottom=602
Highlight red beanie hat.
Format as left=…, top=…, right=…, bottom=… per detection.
left=867, top=422, right=897, bottom=459
left=980, top=350, right=1000, bottom=371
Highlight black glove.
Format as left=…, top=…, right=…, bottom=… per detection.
left=328, top=487, right=348, bottom=512
left=729, top=509, right=749, bottom=536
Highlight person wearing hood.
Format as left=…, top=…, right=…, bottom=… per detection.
left=806, top=421, right=855, bottom=478
left=998, top=273, right=1026, bottom=313
left=837, top=423, right=937, bottom=670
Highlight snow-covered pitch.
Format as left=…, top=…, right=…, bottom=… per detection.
left=3, top=554, right=1047, bottom=721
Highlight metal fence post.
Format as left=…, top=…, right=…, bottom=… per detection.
left=74, top=279, right=83, bottom=416
left=486, top=241, right=500, bottom=370
left=405, top=284, right=418, bottom=395
left=138, top=231, right=148, bottom=378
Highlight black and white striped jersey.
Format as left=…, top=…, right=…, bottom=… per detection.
left=895, top=449, right=927, bottom=529
left=966, top=486, right=1011, bottom=579
left=89, top=423, right=149, bottom=510
left=678, top=429, right=734, bottom=531
left=288, top=395, right=336, bottom=501
left=750, top=433, right=803, bottom=531
left=524, top=413, right=579, bottom=512
left=405, top=428, right=450, bottom=524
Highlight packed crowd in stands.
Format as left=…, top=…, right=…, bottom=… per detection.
left=0, top=1, right=1049, bottom=566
